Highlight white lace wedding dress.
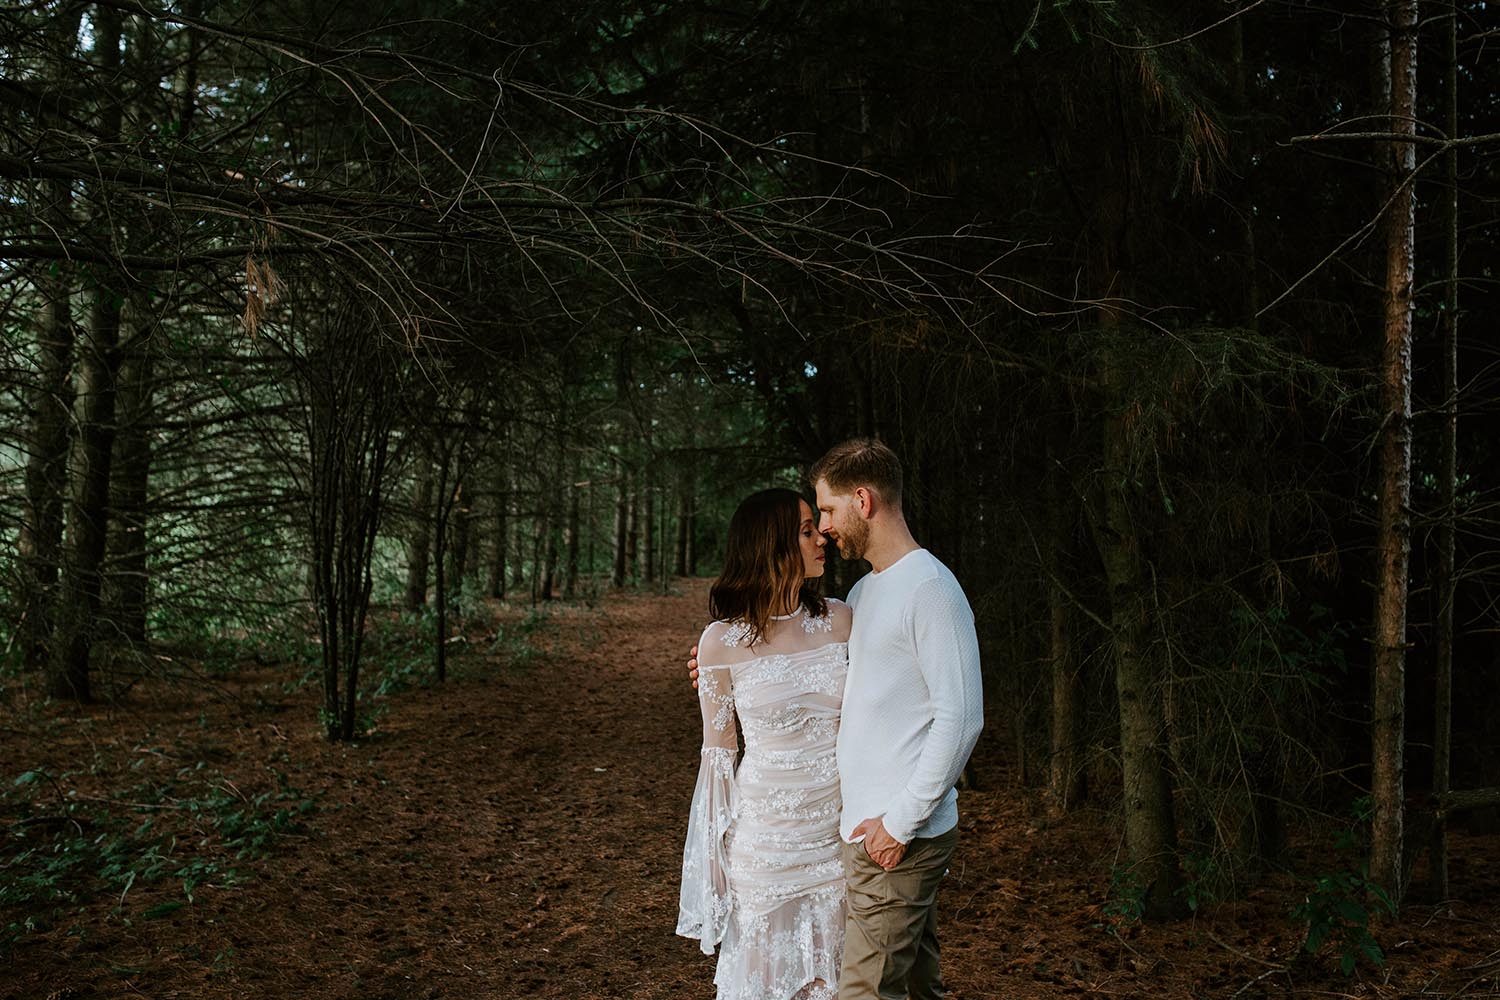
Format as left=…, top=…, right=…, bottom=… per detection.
left=678, top=601, right=851, bottom=1000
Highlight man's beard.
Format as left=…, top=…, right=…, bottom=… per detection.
left=835, top=513, right=869, bottom=562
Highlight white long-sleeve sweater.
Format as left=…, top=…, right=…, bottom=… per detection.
left=838, top=548, right=984, bottom=845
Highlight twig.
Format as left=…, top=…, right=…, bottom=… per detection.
left=1231, top=967, right=1287, bottom=999
left=1208, top=931, right=1288, bottom=971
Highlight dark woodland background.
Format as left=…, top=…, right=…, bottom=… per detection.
left=2, top=0, right=1499, bottom=986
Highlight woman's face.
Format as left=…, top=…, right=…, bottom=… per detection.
left=798, top=499, right=827, bottom=578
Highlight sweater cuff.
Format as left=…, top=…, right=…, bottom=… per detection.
left=882, top=798, right=925, bottom=845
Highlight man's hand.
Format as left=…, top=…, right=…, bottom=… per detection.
left=688, top=644, right=700, bottom=690
left=852, top=816, right=907, bottom=871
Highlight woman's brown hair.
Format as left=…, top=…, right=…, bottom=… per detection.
left=709, top=488, right=827, bottom=647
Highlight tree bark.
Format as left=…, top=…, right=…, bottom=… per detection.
left=18, top=3, right=85, bottom=671
left=488, top=463, right=508, bottom=599
left=564, top=479, right=581, bottom=600
left=1369, top=0, right=1417, bottom=907
left=625, top=489, right=639, bottom=584
left=433, top=441, right=453, bottom=683
left=48, top=8, right=126, bottom=701
left=674, top=481, right=689, bottom=577
left=103, top=316, right=153, bottom=644
left=404, top=460, right=433, bottom=609
left=612, top=470, right=628, bottom=588
left=1047, top=427, right=1086, bottom=816
left=1089, top=389, right=1182, bottom=918
left=643, top=465, right=656, bottom=585
left=49, top=289, right=124, bottom=700
left=1047, top=566, right=1085, bottom=816
left=18, top=176, right=76, bottom=671
left=450, top=482, right=471, bottom=591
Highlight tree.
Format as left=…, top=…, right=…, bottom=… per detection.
left=1369, top=0, right=1419, bottom=906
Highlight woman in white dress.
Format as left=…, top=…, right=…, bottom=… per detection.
left=677, top=488, right=852, bottom=1000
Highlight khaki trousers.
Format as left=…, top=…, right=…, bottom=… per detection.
left=838, top=827, right=957, bottom=1000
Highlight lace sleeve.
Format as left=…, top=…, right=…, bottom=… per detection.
left=676, top=625, right=740, bottom=953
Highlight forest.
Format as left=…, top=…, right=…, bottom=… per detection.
left=2, top=0, right=1499, bottom=997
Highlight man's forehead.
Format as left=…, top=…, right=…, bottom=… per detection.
left=814, top=480, right=852, bottom=504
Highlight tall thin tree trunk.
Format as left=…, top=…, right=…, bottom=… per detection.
left=674, top=483, right=689, bottom=577
left=643, top=465, right=656, bottom=585
left=1090, top=388, right=1181, bottom=917
left=1429, top=3, right=1459, bottom=901
left=50, top=291, right=124, bottom=700
left=564, top=480, right=581, bottom=600
left=488, top=464, right=508, bottom=599
left=19, top=176, right=76, bottom=670
left=49, top=9, right=125, bottom=701
left=450, top=482, right=471, bottom=591
left=612, top=471, right=628, bottom=588
left=104, top=318, right=153, bottom=644
left=626, top=490, right=639, bottom=584
left=19, top=4, right=84, bottom=672
left=1369, top=0, right=1418, bottom=907
left=434, top=442, right=451, bottom=683
left=1046, top=443, right=1086, bottom=816
left=510, top=502, right=527, bottom=592
left=686, top=488, right=698, bottom=577
left=404, top=461, right=433, bottom=609
left=541, top=524, right=558, bottom=600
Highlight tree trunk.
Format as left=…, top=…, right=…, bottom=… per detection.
left=1089, top=353, right=1182, bottom=919
left=404, top=460, right=433, bottom=609
left=488, top=464, right=508, bottom=599
left=626, top=490, right=639, bottom=584
left=542, top=522, right=558, bottom=600
left=1369, top=0, right=1417, bottom=907
left=1429, top=2, right=1459, bottom=901
left=433, top=444, right=452, bottom=683
left=49, top=290, right=124, bottom=700
left=612, top=472, right=628, bottom=588
left=509, top=504, right=527, bottom=592
left=450, top=482, right=471, bottom=592
left=675, top=482, right=689, bottom=577
left=48, top=8, right=125, bottom=700
left=686, top=489, right=699, bottom=577
left=18, top=3, right=85, bottom=672
left=103, top=319, right=153, bottom=644
left=643, top=467, right=656, bottom=585
left=18, top=176, right=76, bottom=671
left=564, top=481, right=581, bottom=600
left=1047, top=428, right=1085, bottom=816
left=1048, top=577, right=1085, bottom=816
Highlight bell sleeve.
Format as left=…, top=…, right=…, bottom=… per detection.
left=676, top=632, right=740, bottom=954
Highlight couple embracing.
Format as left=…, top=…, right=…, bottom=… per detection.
left=678, top=438, right=985, bottom=1000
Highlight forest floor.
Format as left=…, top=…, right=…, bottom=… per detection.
left=4, top=581, right=1500, bottom=999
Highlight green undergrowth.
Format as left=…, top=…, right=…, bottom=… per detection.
left=0, top=760, right=316, bottom=952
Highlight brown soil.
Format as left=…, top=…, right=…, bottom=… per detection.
left=4, top=581, right=1498, bottom=999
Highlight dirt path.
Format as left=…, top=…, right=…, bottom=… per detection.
left=7, top=582, right=1500, bottom=999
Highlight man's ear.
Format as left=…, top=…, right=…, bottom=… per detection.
left=855, top=486, right=874, bottom=517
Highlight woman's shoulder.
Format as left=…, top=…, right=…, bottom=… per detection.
left=697, top=619, right=753, bottom=665
left=820, top=597, right=854, bottom=641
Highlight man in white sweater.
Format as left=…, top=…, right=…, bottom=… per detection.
left=809, top=438, right=984, bottom=1000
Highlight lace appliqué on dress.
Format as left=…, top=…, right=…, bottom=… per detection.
left=800, top=609, right=833, bottom=636
left=721, top=605, right=834, bottom=647
left=722, top=621, right=755, bottom=647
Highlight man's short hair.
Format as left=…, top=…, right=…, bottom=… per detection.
left=809, top=437, right=903, bottom=508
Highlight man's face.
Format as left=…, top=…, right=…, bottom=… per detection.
left=814, top=478, right=869, bottom=562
